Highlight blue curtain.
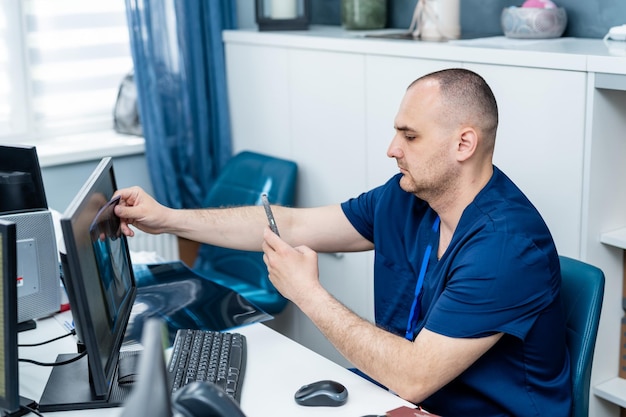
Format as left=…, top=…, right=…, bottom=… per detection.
left=125, top=0, right=237, bottom=208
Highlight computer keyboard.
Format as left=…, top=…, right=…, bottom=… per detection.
left=167, top=328, right=247, bottom=403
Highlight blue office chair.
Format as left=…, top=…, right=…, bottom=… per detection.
left=192, top=151, right=298, bottom=315
left=559, top=255, right=605, bottom=417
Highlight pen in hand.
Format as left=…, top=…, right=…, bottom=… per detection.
left=261, top=193, right=280, bottom=236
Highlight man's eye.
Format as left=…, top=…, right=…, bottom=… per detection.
left=405, top=135, right=416, bottom=141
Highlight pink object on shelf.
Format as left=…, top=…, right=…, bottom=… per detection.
left=522, top=0, right=557, bottom=8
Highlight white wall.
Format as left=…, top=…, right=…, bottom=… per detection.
left=41, top=154, right=152, bottom=214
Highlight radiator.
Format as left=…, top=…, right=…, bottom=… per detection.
left=126, top=230, right=179, bottom=262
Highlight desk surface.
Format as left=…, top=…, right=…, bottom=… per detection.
left=19, top=312, right=413, bottom=416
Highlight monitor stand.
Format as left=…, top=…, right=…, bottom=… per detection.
left=38, top=351, right=139, bottom=412
left=3, top=396, right=37, bottom=417
left=17, top=320, right=36, bottom=333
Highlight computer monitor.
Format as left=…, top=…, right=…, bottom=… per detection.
left=0, top=145, right=47, bottom=214
left=0, top=219, right=19, bottom=416
left=38, top=157, right=137, bottom=411
left=0, top=145, right=60, bottom=331
left=0, top=219, right=36, bottom=417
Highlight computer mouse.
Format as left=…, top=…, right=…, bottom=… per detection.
left=294, top=379, right=348, bottom=407
left=172, top=381, right=246, bottom=417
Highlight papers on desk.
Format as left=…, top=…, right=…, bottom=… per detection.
left=386, top=405, right=439, bottom=416
left=124, top=261, right=273, bottom=344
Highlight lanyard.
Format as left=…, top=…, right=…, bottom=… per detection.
left=404, top=216, right=440, bottom=341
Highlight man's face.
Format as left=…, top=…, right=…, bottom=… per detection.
left=387, top=80, right=460, bottom=201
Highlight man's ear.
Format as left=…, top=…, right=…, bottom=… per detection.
left=457, top=128, right=477, bottom=162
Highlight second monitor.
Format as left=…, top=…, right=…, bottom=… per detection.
left=39, top=157, right=137, bottom=411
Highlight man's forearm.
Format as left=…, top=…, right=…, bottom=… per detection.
left=296, top=286, right=425, bottom=400
left=168, top=206, right=272, bottom=251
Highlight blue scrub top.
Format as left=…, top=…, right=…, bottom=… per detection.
left=341, top=166, right=571, bottom=417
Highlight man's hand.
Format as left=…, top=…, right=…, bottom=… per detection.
left=114, top=186, right=171, bottom=236
left=261, top=227, right=323, bottom=305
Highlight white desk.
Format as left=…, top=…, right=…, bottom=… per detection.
left=18, top=312, right=414, bottom=416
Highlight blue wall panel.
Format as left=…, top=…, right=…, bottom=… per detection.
left=311, top=0, right=625, bottom=39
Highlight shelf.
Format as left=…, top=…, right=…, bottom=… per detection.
left=595, top=72, right=626, bottom=92
left=601, top=228, right=626, bottom=250
left=594, top=377, right=626, bottom=407
left=36, top=130, right=145, bottom=168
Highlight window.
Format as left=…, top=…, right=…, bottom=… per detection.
left=0, top=0, right=133, bottom=145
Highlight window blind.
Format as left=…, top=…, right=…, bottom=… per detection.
left=0, top=0, right=133, bottom=143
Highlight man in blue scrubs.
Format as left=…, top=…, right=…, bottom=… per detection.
left=115, top=68, right=571, bottom=416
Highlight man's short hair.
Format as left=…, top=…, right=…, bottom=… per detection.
left=411, top=68, right=499, bottom=144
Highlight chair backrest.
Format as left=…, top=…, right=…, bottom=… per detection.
left=193, top=151, right=297, bottom=314
left=559, top=255, right=605, bottom=417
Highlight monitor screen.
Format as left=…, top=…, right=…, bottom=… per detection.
left=0, top=219, right=19, bottom=415
left=38, top=157, right=137, bottom=411
left=0, top=145, right=47, bottom=214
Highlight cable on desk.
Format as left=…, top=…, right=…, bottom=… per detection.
left=18, top=329, right=76, bottom=347
left=18, top=350, right=87, bottom=367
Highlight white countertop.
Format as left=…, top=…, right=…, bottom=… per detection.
left=19, top=313, right=414, bottom=417
left=223, top=26, right=626, bottom=75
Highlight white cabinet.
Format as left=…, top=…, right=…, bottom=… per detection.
left=224, top=28, right=626, bottom=417
left=585, top=76, right=626, bottom=416
left=226, top=43, right=373, bottom=366
left=464, top=63, right=587, bottom=258
left=225, top=43, right=292, bottom=160
left=288, top=48, right=367, bottom=205
left=283, top=48, right=372, bottom=367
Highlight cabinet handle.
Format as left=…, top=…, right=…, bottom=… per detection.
left=321, top=252, right=344, bottom=259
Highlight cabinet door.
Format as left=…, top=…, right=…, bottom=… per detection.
left=365, top=56, right=461, bottom=188
left=226, top=42, right=371, bottom=364
left=289, top=48, right=367, bottom=205
left=464, top=63, right=586, bottom=258
left=225, top=43, right=292, bottom=160
left=286, top=48, right=371, bottom=366
left=226, top=44, right=368, bottom=365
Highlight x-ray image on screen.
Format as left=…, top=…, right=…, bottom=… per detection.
left=89, top=195, right=132, bottom=327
